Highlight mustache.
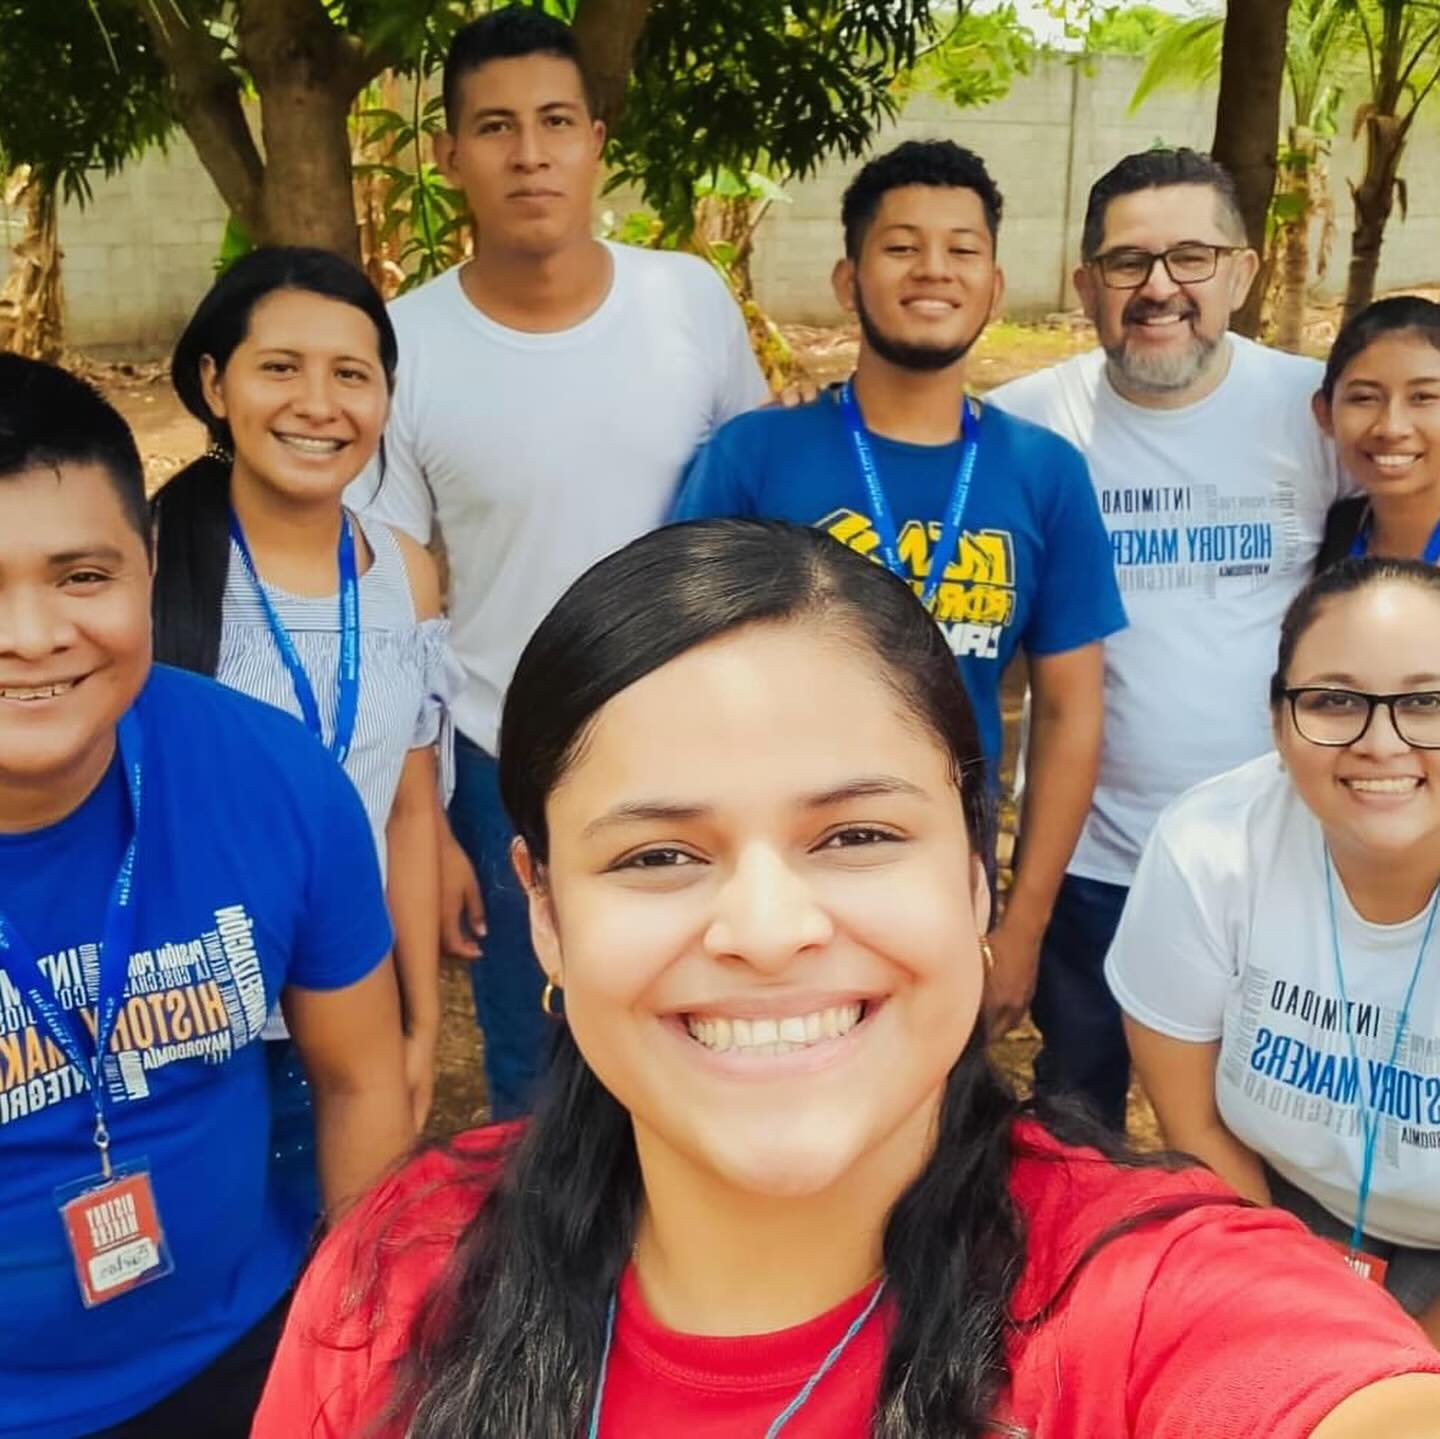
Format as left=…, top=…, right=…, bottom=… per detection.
left=1123, top=296, right=1199, bottom=325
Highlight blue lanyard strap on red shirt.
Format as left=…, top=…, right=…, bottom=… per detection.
left=839, top=381, right=980, bottom=612
left=0, top=709, right=144, bottom=1176
left=1348, top=514, right=1440, bottom=566
left=1322, top=846, right=1438, bottom=1253
left=229, top=511, right=361, bottom=766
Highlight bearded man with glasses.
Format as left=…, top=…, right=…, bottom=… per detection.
left=989, top=148, right=1345, bottom=1131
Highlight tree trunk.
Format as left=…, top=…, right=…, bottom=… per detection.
left=1210, top=0, right=1292, bottom=337
left=1343, top=111, right=1407, bottom=321
left=1273, top=128, right=1315, bottom=353
left=0, top=169, right=64, bottom=361
left=573, top=0, right=655, bottom=130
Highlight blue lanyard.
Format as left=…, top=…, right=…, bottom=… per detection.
left=587, top=1277, right=885, bottom=1438
left=1322, top=847, right=1438, bottom=1253
left=229, top=512, right=361, bottom=765
left=1348, top=512, right=1440, bottom=565
left=839, top=382, right=980, bottom=612
left=0, top=709, right=144, bottom=1177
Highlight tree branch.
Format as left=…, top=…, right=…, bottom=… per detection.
left=140, top=0, right=264, bottom=236
left=572, top=0, right=654, bottom=131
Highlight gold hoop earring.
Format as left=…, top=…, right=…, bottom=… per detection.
left=979, top=937, right=995, bottom=975
left=541, top=979, right=562, bottom=1019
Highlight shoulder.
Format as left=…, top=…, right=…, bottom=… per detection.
left=141, top=665, right=357, bottom=811
left=982, top=400, right=1089, bottom=476
left=986, top=349, right=1102, bottom=416
left=1151, top=755, right=1293, bottom=868
left=387, top=526, right=443, bottom=620
left=1231, top=334, right=1324, bottom=395
left=709, top=393, right=839, bottom=456
left=613, top=243, right=737, bottom=317
left=306, top=1123, right=522, bottom=1338
left=387, top=268, right=460, bottom=330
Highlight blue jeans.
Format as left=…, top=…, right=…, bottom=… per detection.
left=449, top=733, right=551, bottom=1120
left=1031, top=873, right=1131, bottom=1131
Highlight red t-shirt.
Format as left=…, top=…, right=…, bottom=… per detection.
left=253, top=1120, right=1440, bottom=1438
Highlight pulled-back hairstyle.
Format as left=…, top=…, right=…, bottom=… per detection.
left=842, top=140, right=1004, bottom=258
left=1271, top=555, right=1440, bottom=705
left=1320, top=294, right=1440, bottom=401
left=379, top=521, right=1209, bottom=1439
left=149, top=246, right=397, bottom=676
left=0, top=352, right=148, bottom=546
left=1081, top=147, right=1246, bottom=260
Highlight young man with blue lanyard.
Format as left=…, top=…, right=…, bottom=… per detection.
left=672, top=140, right=1125, bottom=1041
left=0, top=354, right=412, bottom=1438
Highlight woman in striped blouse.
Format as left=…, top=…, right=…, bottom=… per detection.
left=150, top=248, right=452, bottom=1223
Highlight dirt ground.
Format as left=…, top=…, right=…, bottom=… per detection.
left=108, top=314, right=1160, bottom=1142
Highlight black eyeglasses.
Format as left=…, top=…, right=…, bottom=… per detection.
left=1091, top=243, right=1243, bottom=290
left=1283, top=687, right=1440, bottom=749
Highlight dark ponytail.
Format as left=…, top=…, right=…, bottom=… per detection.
left=381, top=522, right=1212, bottom=1439
left=150, top=246, right=398, bottom=675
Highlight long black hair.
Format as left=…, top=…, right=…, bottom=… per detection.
left=375, top=520, right=1218, bottom=1439
left=1320, top=293, right=1440, bottom=402
left=149, top=246, right=398, bottom=676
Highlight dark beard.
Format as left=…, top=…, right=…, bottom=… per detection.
left=854, top=283, right=981, bottom=373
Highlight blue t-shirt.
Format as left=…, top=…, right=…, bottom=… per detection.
left=671, top=393, right=1127, bottom=777
left=0, top=665, right=392, bottom=1439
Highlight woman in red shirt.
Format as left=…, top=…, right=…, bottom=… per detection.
left=256, top=520, right=1440, bottom=1438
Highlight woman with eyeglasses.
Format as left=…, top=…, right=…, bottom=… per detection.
left=1108, top=557, right=1440, bottom=1342
left=256, top=526, right=1440, bottom=1437
left=1313, top=297, right=1440, bottom=572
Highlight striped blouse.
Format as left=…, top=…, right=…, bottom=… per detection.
left=216, top=511, right=455, bottom=876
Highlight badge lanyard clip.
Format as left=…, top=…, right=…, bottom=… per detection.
left=230, top=511, right=361, bottom=764
left=839, top=381, right=980, bottom=613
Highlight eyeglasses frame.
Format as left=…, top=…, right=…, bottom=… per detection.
left=1089, top=243, right=1247, bottom=291
left=1282, top=686, right=1440, bottom=750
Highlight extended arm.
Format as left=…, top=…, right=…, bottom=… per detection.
left=1311, top=1376, right=1440, bottom=1435
left=386, top=746, right=442, bottom=1127
left=1125, top=1015, right=1271, bottom=1204
left=284, top=958, right=414, bottom=1220
left=984, top=642, right=1104, bottom=1037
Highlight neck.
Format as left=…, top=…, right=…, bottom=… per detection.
left=851, top=350, right=971, bottom=445
left=460, top=234, right=611, bottom=333
left=629, top=1095, right=936, bottom=1336
left=0, top=730, right=117, bottom=834
left=1365, top=487, right=1440, bottom=560
left=1104, top=333, right=1234, bottom=411
left=1330, top=834, right=1440, bottom=925
left=229, top=466, right=345, bottom=581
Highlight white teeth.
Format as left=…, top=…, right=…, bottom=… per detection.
left=1346, top=777, right=1422, bottom=793
left=1371, top=454, right=1419, bottom=471
left=0, top=681, right=75, bottom=701
left=685, top=1003, right=865, bottom=1054
left=276, top=434, right=345, bottom=454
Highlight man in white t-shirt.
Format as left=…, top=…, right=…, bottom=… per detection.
left=989, top=148, right=1342, bottom=1127
left=355, top=7, right=768, bottom=1118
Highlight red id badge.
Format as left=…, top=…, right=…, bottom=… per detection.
left=55, top=1162, right=174, bottom=1308
left=1326, top=1238, right=1390, bottom=1287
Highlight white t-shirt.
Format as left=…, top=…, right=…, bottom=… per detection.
left=352, top=242, right=768, bottom=752
left=989, top=338, right=1342, bottom=883
left=1107, top=755, right=1440, bottom=1248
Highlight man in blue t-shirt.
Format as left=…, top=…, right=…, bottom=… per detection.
left=0, top=355, right=413, bottom=1439
left=672, top=141, right=1125, bottom=1041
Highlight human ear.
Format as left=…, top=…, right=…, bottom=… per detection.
left=1229, top=247, right=1261, bottom=309
left=198, top=354, right=228, bottom=421
left=832, top=257, right=857, bottom=314
left=1312, top=388, right=1335, bottom=437
left=512, top=838, right=563, bottom=985
left=970, top=853, right=992, bottom=935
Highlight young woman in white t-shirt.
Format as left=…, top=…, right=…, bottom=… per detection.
left=1108, top=557, right=1440, bottom=1340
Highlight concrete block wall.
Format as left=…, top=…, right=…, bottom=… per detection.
left=5, top=53, right=1440, bottom=349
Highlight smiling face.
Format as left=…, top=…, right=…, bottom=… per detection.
left=0, top=463, right=152, bottom=821
left=1076, top=184, right=1256, bottom=403
left=519, top=621, right=987, bottom=1201
left=1315, top=331, right=1440, bottom=506
left=1276, top=580, right=1440, bottom=866
left=199, top=288, right=389, bottom=507
left=833, top=184, right=1003, bottom=373
left=436, top=53, right=604, bottom=258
